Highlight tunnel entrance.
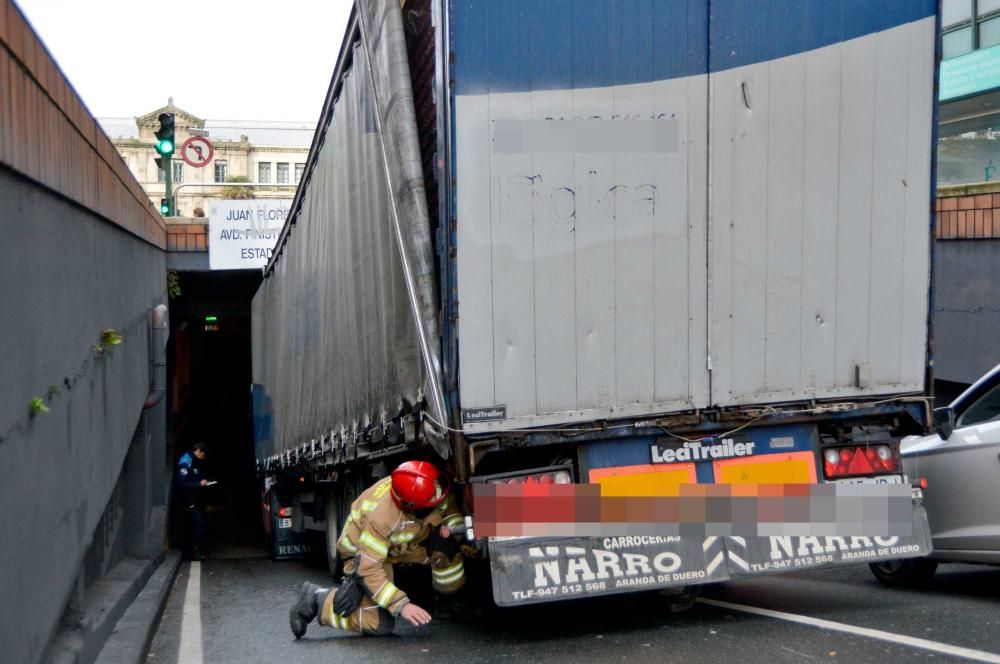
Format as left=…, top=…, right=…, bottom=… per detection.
left=167, top=269, right=263, bottom=559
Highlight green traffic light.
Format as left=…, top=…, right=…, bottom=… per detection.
left=204, top=315, right=218, bottom=322
left=156, top=139, right=174, bottom=155
left=160, top=203, right=169, bottom=215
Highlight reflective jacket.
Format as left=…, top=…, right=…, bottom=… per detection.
left=337, top=476, right=466, bottom=615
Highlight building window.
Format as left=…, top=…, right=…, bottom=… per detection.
left=944, top=27, right=974, bottom=59
left=259, top=162, right=271, bottom=184
left=158, top=161, right=183, bottom=183
left=277, top=162, right=289, bottom=184
left=214, top=160, right=228, bottom=183
left=942, top=0, right=1000, bottom=59
left=944, top=0, right=973, bottom=28
left=981, top=15, right=1000, bottom=48
left=294, top=163, right=305, bottom=183
left=937, top=113, right=1000, bottom=185
left=982, top=0, right=1000, bottom=17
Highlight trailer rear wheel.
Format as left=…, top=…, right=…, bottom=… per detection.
left=265, top=489, right=281, bottom=561
left=326, top=478, right=360, bottom=578
left=325, top=491, right=343, bottom=578
left=868, top=558, right=938, bottom=586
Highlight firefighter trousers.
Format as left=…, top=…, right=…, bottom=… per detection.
left=318, top=585, right=396, bottom=635
left=317, top=550, right=465, bottom=635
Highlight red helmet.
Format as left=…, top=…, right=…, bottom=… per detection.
left=390, top=461, right=448, bottom=510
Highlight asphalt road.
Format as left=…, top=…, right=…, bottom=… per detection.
left=147, top=545, right=1000, bottom=664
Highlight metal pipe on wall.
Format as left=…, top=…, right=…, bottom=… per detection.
left=143, top=304, right=169, bottom=409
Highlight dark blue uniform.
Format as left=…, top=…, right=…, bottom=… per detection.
left=177, top=451, right=206, bottom=558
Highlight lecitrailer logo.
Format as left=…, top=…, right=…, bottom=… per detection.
left=650, top=438, right=756, bottom=464
left=462, top=406, right=508, bottom=423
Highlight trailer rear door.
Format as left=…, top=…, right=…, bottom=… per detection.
left=451, top=1, right=937, bottom=434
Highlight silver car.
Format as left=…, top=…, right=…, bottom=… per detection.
left=869, top=365, right=1000, bottom=585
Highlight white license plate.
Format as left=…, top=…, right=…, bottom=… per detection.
left=832, top=474, right=904, bottom=485
left=279, top=518, right=292, bottom=528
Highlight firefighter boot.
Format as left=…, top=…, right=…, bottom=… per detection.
left=289, top=582, right=325, bottom=639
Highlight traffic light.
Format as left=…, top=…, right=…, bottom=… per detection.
left=160, top=198, right=169, bottom=215
left=154, top=113, right=175, bottom=156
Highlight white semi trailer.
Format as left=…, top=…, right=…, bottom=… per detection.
left=253, top=0, right=938, bottom=605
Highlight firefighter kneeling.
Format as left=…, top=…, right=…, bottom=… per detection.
left=289, top=461, right=467, bottom=637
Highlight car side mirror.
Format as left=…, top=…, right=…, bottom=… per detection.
left=933, top=406, right=954, bottom=440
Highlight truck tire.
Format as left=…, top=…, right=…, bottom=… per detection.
left=658, top=584, right=702, bottom=613
left=325, top=491, right=343, bottom=578
left=266, top=489, right=281, bottom=561
left=326, top=478, right=360, bottom=578
left=868, top=558, right=938, bottom=587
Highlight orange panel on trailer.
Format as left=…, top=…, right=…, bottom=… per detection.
left=713, top=451, right=817, bottom=485
left=589, top=463, right=697, bottom=496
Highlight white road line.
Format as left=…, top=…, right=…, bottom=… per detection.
left=177, top=561, right=204, bottom=664
left=697, top=598, right=1000, bottom=663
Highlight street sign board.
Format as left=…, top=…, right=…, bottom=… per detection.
left=208, top=199, right=291, bottom=270
left=181, top=136, right=214, bottom=168
left=940, top=43, right=1000, bottom=101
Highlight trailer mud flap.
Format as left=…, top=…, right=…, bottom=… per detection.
left=272, top=525, right=315, bottom=561
left=722, top=502, right=932, bottom=578
left=489, top=535, right=726, bottom=606
left=487, top=503, right=932, bottom=606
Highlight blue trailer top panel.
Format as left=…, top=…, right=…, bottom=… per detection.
left=451, top=0, right=936, bottom=94
left=710, top=0, right=937, bottom=72
left=452, top=0, right=708, bottom=95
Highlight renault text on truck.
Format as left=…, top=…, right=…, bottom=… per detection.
left=252, top=0, right=938, bottom=605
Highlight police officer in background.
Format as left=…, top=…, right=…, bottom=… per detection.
left=289, top=460, right=467, bottom=637
left=176, top=443, right=211, bottom=560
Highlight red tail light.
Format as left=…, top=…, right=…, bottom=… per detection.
left=278, top=507, right=293, bottom=517
left=491, top=470, right=573, bottom=485
left=822, top=445, right=898, bottom=479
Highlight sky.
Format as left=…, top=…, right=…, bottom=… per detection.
left=16, top=0, right=354, bottom=122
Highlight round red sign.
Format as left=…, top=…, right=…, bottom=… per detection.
left=180, top=136, right=215, bottom=168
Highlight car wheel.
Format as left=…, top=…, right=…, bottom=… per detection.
left=868, top=558, right=938, bottom=587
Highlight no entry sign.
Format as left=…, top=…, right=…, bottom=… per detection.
left=181, top=136, right=214, bottom=168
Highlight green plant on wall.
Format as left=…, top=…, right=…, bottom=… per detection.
left=167, top=270, right=181, bottom=299
left=5, top=326, right=129, bottom=441
left=28, top=397, right=49, bottom=416
left=94, top=328, right=123, bottom=357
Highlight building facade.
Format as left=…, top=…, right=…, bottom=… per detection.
left=99, top=100, right=312, bottom=217
left=939, top=0, right=1000, bottom=185
left=933, top=2, right=1000, bottom=397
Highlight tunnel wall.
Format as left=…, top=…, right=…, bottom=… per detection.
left=0, top=2, right=168, bottom=662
